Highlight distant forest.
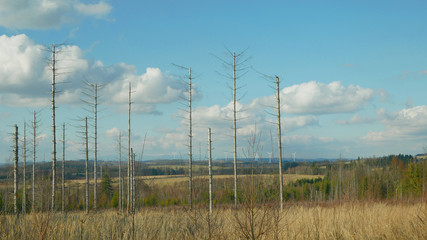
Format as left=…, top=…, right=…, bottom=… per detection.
left=0, top=154, right=425, bottom=212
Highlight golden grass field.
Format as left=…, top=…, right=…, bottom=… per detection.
left=66, top=173, right=322, bottom=187
left=1, top=202, right=425, bottom=239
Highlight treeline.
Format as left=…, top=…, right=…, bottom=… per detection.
left=284, top=154, right=426, bottom=201
left=0, top=155, right=425, bottom=212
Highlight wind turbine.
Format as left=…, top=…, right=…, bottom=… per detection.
left=293, top=152, right=296, bottom=162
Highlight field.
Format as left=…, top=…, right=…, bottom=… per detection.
left=1, top=202, right=425, bottom=239
left=66, top=173, right=321, bottom=187
left=0, top=156, right=425, bottom=239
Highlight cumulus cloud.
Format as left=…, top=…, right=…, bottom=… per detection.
left=75, top=1, right=112, bottom=18
left=283, top=116, right=319, bottom=131
left=280, top=81, right=374, bottom=115
left=362, top=105, right=427, bottom=142
left=0, top=0, right=112, bottom=29
left=0, top=34, right=46, bottom=93
left=0, top=34, right=187, bottom=113
left=105, top=127, right=121, bottom=138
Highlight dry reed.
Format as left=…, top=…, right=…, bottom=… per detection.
left=0, top=202, right=425, bottom=239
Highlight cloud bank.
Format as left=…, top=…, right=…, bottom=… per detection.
left=0, top=0, right=112, bottom=29
left=0, top=34, right=187, bottom=113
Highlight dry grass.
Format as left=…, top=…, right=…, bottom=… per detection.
left=1, top=202, right=425, bottom=239
left=65, top=173, right=321, bottom=187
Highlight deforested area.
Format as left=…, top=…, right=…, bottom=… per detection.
left=1, top=1, right=427, bottom=240
left=0, top=202, right=425, bottom=240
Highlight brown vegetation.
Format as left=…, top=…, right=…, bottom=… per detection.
left=0, top=202, right=425, bottom=239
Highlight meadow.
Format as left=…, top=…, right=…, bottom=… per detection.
left=1, top=202, right=425, bottom=239
left=0, top=155, right=425, bottom=239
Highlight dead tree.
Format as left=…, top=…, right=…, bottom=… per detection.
left=232, top=52, right=238, bottom=208
left=188, top=68, right=194, bottom=211
left=93, top=84, right=98, bottom=211
left=132, top=150, right=136, bottom=212
left=254, top=71, right=285, bottom=211
left=172, top=64, right=195, bottom=210
left=275, top=76, right=284, bottom=212
left=22, top=123, right=27, bottom=214
left=130, top=148, right=133, bottom=212
left=118, top=131, right=123, bottom=211
left=82, top=82, right=104, bottom=211
left=62, top=123, right=65, bottom=212
left=128, top=82, right=132, bottom=213
left=31, top=110, right=41, bottom=212
left=14, top=124, right=19, bottom=214
left=208, top=128, right=213, bottom=214
left=51, top=43, right=57, bottom=211
left=32, top=112, right=36, bottom=211
left=85, top=117, right=89, bottom=213
left=73, top=117, right=90, bottom=212
left=215, top=49, right=249, bottom=208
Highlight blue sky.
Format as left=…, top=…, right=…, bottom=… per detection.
left=1, top=1, right=427, bottom=163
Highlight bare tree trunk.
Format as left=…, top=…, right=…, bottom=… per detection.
left=128, top=83, right=131, bottom=213
left=130, top=148, right=134, bottom=212
left=51, top=43, right=57, bottom=212
left=23, top=123, right=27, bottom=215
left=276, top=76, right=284, bottom=212
left=14, top=124, right=19, bottom=215
left=232, top=52, right=238, bottom=208
left=32, top=111, right=36, bottom=212
left=118, top=132, right=122, bottom=211
left=132, top=151, right=136, bottom=212
left=188, top=68, right=193, bottom=211
left=85, top=117, right=89, bottom=213
left=93, top=84, right=98, bottom=211
left=62, top=123, right=65, bottom=212
left=208, top=128, right=213, bottom=214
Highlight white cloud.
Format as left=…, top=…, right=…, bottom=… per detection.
left=283, top=116, right=319, bottom=131
left=75, top=1, right=112, bottom=18
left=0, top=34, right=187, bottom=113
left=0, top=0, right=112, bottom=29
left=104, top=67, right=184, bottom=107
left=105, top=127, right=121, bottom=138
left=159, top=132, right=187, bottom=149
left=362, top=105, right=427, bottom=142
left=36, top=133, right=48, bottom=141
left=0, top=34, right=45, bottom=91
left=278, top=81, right=373, bottom=115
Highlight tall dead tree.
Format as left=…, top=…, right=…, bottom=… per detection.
left=82, top=81, right=104, bottom=211
left=275, top=76, right=284, bottom=212
left=127, top=83, right=132, bottom=212
left=215, top=49, right=249, bottom=208
left=130, top=148, right=133, bottom=212
left=232, top=52, right=238, bottom=208
left=188, top=68, right=193, bottom=210
left=93, top=84, right=98, bottom=210
left=208, top=128, right=213, bottom=214
left=22, top=123, right=27, bottom=214
left=31, top=111, right=39, bottom=212
left=51, top=43, right=57, bottom=211
left=85, top=117, right=89, bottom=213
left=14, top=124, right=19, bottom=214
left=118, top=131, right=122, bottom=211
left=132, top=150, right=136, bottom=212
left=32, top=112, right=35, bottom=211
left=173, top=64, right=194, bottom=210
left=62, top=123, right=65, bottom=212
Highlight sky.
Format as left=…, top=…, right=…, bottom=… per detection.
left=1, top=1, right=427, bottom=163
